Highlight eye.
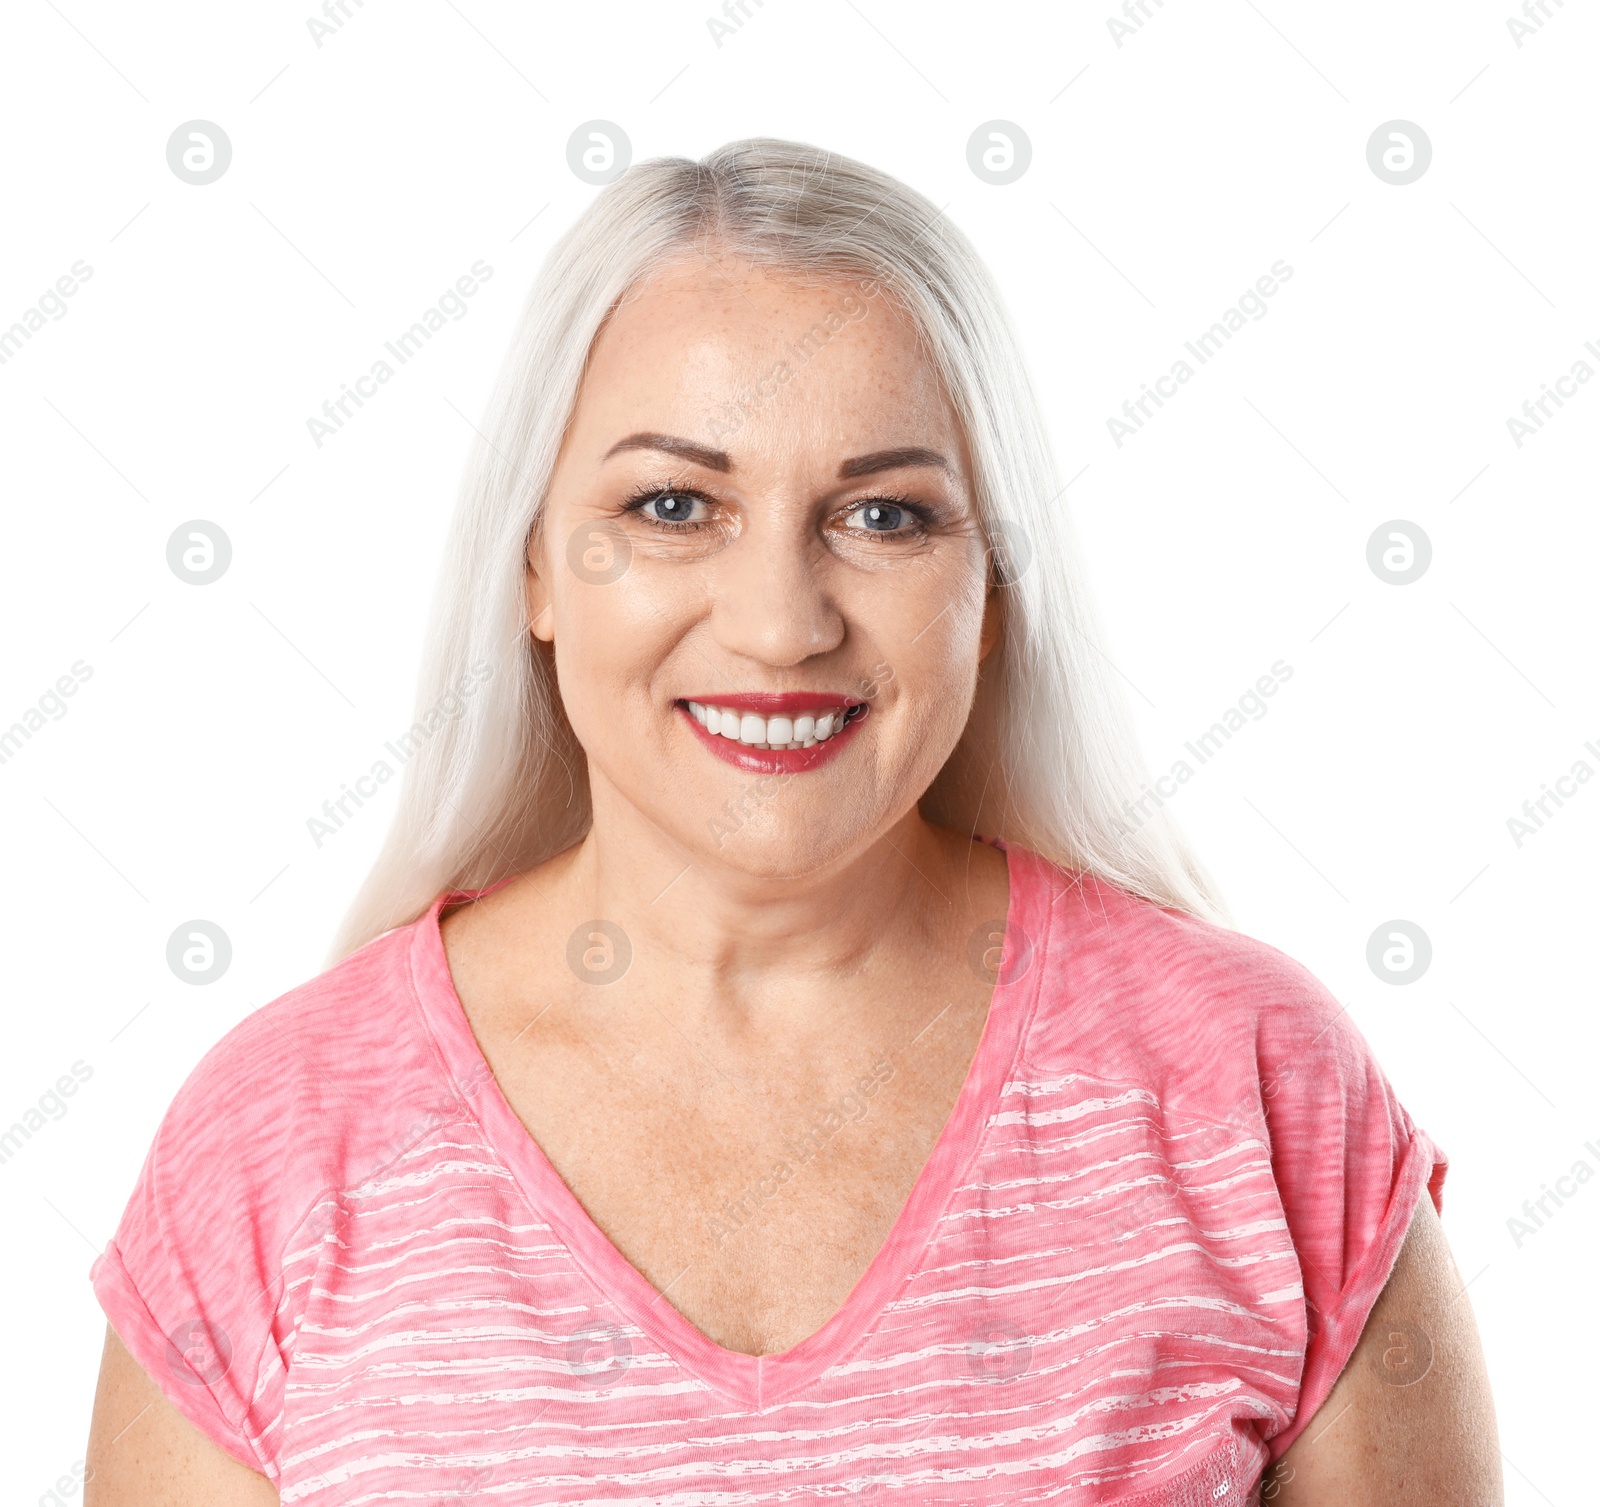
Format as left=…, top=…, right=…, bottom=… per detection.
left=840, top=494, right=927, bottom=538
left=623, top=487, right=711, bottom=528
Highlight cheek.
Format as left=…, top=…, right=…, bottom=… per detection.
left=901, top=655, right=981, bottom=744
left=863, top=566, right=986, bottom=675
left=874, top=599, right=987, bottom=743
left=548, top=569, right=686, bottom=718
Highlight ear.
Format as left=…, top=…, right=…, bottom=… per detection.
left=977, top=576, right=1003, bottom=664
left=525, top=530, right=555, bottom=644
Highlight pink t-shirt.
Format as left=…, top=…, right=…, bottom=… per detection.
left=91, top=839, right=1446, bottom=1504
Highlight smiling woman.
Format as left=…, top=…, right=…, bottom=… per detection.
left=85, top=139, right=1501, bottom=1506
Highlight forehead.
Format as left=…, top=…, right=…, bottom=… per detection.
left=570, top=253, right=959, bottom=451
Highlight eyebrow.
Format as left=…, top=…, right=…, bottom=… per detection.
left=839, top=446, right=952, bottom=480
left=601, top=433, right=952, bottom=481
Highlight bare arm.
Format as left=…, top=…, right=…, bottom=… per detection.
left=85, top=1323, right=279, bottom=1506
left=1269, top=1188, right=1502, bottom=1505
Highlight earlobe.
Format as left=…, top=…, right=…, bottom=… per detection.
left=978, top=585, right=1002, bottom=664
left=525, top=547, right=555, bottom=644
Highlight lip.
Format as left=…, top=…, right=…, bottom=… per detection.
left=677, top=698, right=869, bottom=774
left=678, top=691, right=866, bottom=714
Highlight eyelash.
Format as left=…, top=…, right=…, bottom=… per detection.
left=620, top=482, right=932, bottom=540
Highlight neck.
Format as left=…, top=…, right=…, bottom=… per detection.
left=546, top=791, right=988, bottom=1025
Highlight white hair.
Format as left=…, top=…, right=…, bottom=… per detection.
left=326, top=136, right=1227, bottom=965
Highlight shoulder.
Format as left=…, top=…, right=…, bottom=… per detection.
left=133, top=911, right=469, bottom=1250
left=1007, top=852, right=1447, bottom=1471
left=1019, top=852, right=1362, bottom=1127
left=167, top=919, right=414, bottom=1121
left=89, top=910, right=476, bottom=1475
left=1028, top=853, right=1346, bottom=1038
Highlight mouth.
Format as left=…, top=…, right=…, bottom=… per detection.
left=675, top=694, right=870, bottom=773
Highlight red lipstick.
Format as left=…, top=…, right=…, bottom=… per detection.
left=676, top=698, right=869, bottom=774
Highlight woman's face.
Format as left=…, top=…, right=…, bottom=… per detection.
left=527, top=250, right=999, bottom=875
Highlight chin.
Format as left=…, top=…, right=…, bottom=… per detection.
left=690, top=809, right=867, bottom=879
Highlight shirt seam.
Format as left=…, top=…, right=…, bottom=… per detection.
left=1262, top=1123, right=1442, bottom=1465
left=95, top=1235, right=278, bottom=1480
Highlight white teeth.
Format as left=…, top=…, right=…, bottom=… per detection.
left=682, top=702, right=855, bottom=749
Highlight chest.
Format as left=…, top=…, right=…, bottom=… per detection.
left=484, top=1001, right=989, bottom=1356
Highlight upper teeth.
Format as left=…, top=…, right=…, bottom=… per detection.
left=685, top=702, right=855, bottom=749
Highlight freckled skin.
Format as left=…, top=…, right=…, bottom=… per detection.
left=525, top=251, right=999, bottom=880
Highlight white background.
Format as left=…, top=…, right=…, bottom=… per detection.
left=2, top=0, right=1595, bottom=1499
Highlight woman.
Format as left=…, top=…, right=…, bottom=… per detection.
left=85, top=139, right=1501, bottom=1504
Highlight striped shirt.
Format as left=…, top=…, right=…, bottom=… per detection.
left=90, top=838, right=1446, bottom=1503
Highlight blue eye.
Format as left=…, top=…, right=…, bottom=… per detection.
left=623, top=485, right=929, bottom=539
left=843, top=495, right=925, bottom=537
left=649, top=492, right=696, bottom=522
left=627, top=489, right=707, bottom=527
left=856, top=502, right=905, bottom=531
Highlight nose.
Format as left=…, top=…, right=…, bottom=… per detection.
left=706, top=510, right=844, bottom=670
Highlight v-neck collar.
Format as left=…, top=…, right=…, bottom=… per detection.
left=407, top=835, right=1048, bottom=1411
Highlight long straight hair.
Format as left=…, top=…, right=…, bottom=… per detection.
left=325, top=137, right=1227, bottom=965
